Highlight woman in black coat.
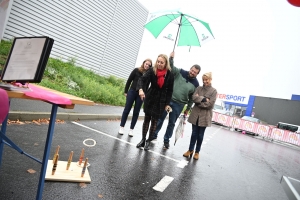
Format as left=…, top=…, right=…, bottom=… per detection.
left=118, top=58, right=152, bottom=137
left=136, top=54, right=174, bottom=151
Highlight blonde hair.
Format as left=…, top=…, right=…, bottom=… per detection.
left=153, top=54, right=171, bottom=75
left=202, top=72, right=212, bottom=79
left=138, top=58, right=152, bottom=73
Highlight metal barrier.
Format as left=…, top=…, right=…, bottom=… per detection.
left=212, top=112, right=300, bottom=147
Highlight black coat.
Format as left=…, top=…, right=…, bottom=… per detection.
left=137, top=68, right=174, bottom=119
left=124, top=68, right=142, bottom=93
left=124, top=68, right=150, bottom=93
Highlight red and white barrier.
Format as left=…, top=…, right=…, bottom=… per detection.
left=213, top=112, right=234, bottom=127
left=212, top=111, right=300, bottom=146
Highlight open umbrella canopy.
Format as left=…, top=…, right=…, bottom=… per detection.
left=144, top=10, right=214, bottom=50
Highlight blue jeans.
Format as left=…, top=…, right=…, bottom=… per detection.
left=188, top=124, right=206, bottom=153
left=120, top=89, right=143, bottom=129
left=153, top=100, right=185, bottom=143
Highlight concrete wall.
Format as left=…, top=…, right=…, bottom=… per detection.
left=253, top=96, right=300, bottom=126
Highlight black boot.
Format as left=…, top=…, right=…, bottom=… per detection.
left=136, top=138, right=146, bottom=148
left=144, top=140, right=150, bottom=151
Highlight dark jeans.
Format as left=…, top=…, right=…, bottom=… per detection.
left=188, top=124, right=206, bottom=153
left=153, top=100, right=185, bottom=143
left=120, top=89, right=143, bottom=129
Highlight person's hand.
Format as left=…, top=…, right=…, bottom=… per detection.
left=207, top=98, right=210, bottom=102
left=139, top=89, right=145, bottom=100
left=170, top=51, right=174, bottom=58
left=184, top=109, right=189, bottom=116
left=195, top=93, right=199, bottom=96
left=165, top=105, right=172, bottom=113
left=124, top=93, right=127, bottom=97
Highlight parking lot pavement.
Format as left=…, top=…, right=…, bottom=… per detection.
left=1, top=120, right=299, bottom=200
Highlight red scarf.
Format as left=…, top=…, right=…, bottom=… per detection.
left=157, top=69, right=167, bottom=88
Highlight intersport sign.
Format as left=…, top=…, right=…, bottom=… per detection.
left=217, top=94, right=249, bottom=104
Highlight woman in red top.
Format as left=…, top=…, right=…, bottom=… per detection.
left=136, top=54, right=174, bottom=151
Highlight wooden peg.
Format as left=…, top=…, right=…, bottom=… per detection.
left=66, top=151, right=73, bottom=170
left=53, top=145, right=60, bottom=163
left=81, top=158, right=88, bottom=177
left=78, top=148, right=85, bottom=165
left=52, top=154, right=59, bottom=175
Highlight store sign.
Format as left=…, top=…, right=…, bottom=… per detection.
left=217, top=94, right=249, bottom=104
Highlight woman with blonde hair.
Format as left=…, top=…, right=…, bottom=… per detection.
left=136, top=54, right=174, bottom=151
left=119, top=58, right=152, bottom=137
left=183, top=72, right=217, bottom=160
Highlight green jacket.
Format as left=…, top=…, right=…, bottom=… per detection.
left=170, top=57, right=199, bottom=110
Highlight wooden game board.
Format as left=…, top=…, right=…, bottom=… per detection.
left=45, top=160, right=91, bottom=183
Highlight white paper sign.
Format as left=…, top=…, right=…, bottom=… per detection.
left=3, top=37, right=46, bottom=80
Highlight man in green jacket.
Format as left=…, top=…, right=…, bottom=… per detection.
left=153, top=52, right=201, bottom=149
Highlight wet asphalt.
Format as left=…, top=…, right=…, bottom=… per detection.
left=0, top=99, right=300, bottom=199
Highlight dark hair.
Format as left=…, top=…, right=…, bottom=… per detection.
left=191, top=64, right=201, bottom=74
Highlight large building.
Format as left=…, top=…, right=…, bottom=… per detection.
left=217, top=93, right=300, bottom=126
left=0, top=0, right=148, bottom=79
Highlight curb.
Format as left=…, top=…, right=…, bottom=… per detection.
left=8, top=111, right=145, bottom=121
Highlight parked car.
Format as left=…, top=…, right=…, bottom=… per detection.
left=213, top=105, right=233, bottom=116
left=235, top=116, right=261, bottom=135
left=241, top=116, right=261, bottom=123
left=277, top=122, right=300, bottom=133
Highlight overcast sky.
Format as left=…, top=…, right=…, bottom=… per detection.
left=136, top=0, right=300, bottom=100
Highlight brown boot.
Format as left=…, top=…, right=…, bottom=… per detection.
left=193, top=152, right=199, bottom=160
left=183, top=150, right=194, bottom=158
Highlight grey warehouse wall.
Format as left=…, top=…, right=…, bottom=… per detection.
left=253, top=96, right=300, bottom=126
left=2, top=0, right=148, bottom=79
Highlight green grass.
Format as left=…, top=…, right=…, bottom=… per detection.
left=0, top=40, right=12, bottom=68
left=0, top=40, right=126, bottom=106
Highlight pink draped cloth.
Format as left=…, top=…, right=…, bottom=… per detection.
left=24, top=84, right=72, bottom=105
left=0, top=88, right=9, bottom=123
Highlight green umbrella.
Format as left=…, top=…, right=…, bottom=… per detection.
left=144, top=10, right=214, bottom=51
left=174, top=115, right=187, bottom=145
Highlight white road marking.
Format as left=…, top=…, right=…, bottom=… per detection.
left=72, top=122, right=183, bottom=165
left=210, top=127, right=222, bottom=135
left=83, top=138, right=96, bottom=147
left=177, top=160, right=189, bottom=168
left=202, top=127, right=222, bottom=147
left=153, top=176, right=174, bottom=192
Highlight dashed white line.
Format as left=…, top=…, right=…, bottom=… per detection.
left=153, top=176, right=174, bottom=192
left=202, top=127, right=222, bottom=148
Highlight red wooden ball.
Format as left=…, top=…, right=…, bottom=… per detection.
left=288, top=0, right=300, bottom=7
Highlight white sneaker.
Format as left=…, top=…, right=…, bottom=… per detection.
left=128, top=129, right=134, bottom=137
left=119, top=127, right=124, bottom=135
